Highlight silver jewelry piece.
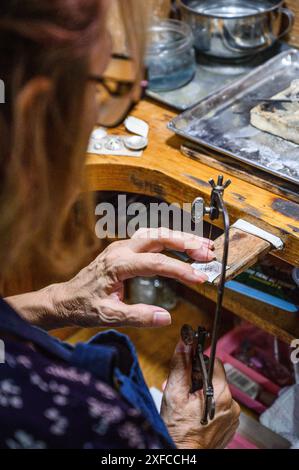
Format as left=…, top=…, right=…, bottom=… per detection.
left=104, top=137, right=123, bottom=151
left=124, top=135, right=148, bottom=151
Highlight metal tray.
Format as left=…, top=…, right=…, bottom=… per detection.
left=168, top=49, right=299, bottom=186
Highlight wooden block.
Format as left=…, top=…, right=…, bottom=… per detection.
left=213, top=227, right=271, bottom=284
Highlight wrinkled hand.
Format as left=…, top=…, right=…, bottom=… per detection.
left=54, top=228, right=215, bottom=328
left=161, top=340, right=240, bottom=449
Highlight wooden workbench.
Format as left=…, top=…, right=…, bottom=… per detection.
left=85, top=99, right=299, bottom=345
left=86, top=100, right=299, bottom=266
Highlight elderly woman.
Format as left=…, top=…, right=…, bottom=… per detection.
left=0, top=0, right=239, bottom=449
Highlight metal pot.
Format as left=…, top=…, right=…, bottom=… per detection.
left=179, top=0, right=294, bottom=60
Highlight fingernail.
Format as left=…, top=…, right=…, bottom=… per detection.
left=206, top=251, right=217, bottom=261
left=153, top=311, right=171, bottom=326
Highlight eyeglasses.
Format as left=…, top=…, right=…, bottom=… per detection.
left=88, top=54, right=148, bottom=128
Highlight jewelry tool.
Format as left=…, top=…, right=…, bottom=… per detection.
left=181, top=175, right=231, bottom=425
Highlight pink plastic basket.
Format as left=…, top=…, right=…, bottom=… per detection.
left=205, top=323, right=280, bottom=414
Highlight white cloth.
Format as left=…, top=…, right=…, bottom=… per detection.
left=260, top=385, right=299, bottom=449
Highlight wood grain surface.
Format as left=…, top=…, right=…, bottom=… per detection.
left=286, top=0, right=299, bottom=48
left=213, top=228, right=271, bottom=283
left=85, top=100, right=299, bottom=266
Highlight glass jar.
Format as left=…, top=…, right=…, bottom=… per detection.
left=129, top=277, right=177, bottom=311
left=146, top=19, right=196, bottom=92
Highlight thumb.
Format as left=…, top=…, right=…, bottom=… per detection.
left=101, top=299, right=172, bottom=328
left=212, top=358, right=229, bottom=398
left=166, top=340, right=193, bottom=396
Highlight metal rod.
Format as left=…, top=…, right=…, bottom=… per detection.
left=207, top=192, right=230, bottom=385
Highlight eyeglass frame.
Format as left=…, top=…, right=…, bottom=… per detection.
left=88, top=53, right=148, bottom=128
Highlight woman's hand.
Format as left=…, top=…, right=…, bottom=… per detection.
left=161, top=340, right=240, bottom=449
left=6, top=228, right=214, bottom=329
left=53, top=228, right=215, bottom=328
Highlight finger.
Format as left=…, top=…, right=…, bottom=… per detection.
left=98, top=298, right=172, bottom=328
left=212, top=358, right=229, bottom=399
left=166, top=340, right=193, bottom=397
left=131, top=227, right=215, bottom=255
left=111, top=286, right=125, bottom=302
left=131, top=237, right=216, bottom=263
left=131, top=228, right=215, bottom=262
left=117, top=252, right=208, bottom=284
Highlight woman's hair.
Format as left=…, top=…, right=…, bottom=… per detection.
left=0, top=0, right=147, bottom=291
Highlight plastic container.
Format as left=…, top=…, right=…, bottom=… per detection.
left=205, top=324, right=282, bottom=414
left=146, top=19, right=196, bottom=91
